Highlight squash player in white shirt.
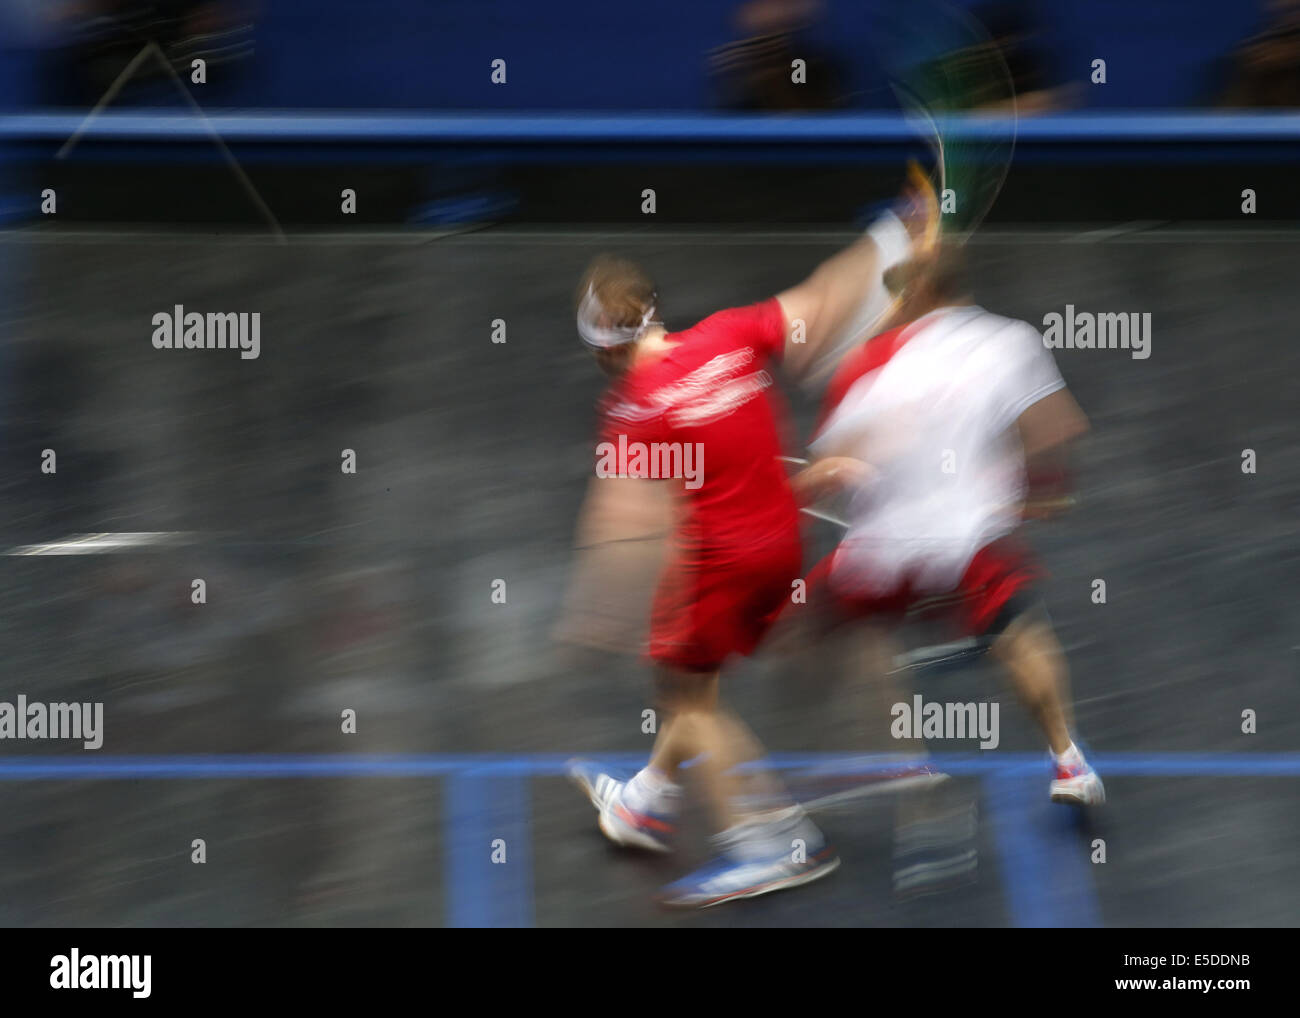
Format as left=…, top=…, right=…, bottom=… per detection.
left=795, top=243, right=1104, bottom=806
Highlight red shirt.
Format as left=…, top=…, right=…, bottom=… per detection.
left=598, top=299, right=800, bottom=565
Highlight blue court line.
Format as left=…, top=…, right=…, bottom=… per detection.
left=986, top=772, right=1101, bottom=929
left=6, top=111, right=1300, bottom=144
left=0, top=752, right=1295, bottom=778
left=0, top=752, right=1290, bottom=928
left=445, top=773, right=533, bottom=928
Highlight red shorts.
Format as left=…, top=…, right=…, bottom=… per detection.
left=809, top=537, right=1041, bottom=637
left=648, top=532, right=803, bottom=673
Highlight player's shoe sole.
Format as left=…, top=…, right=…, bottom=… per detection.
left=1050, top=771, right=1105, bottom=806
left=598, top=803, right=675, bottom=854
left=659, top=850, right=840, bottom=909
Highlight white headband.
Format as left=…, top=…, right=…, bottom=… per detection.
left=576, top=282, right=658, bottom=350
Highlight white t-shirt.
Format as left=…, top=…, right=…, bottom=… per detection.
left=811, top=305, right=1065, bottom=596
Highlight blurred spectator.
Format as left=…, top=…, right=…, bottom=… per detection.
left=709, top=0, right=848, bottom=110
left=973, top=2, right=1065, bottom=112
left=41, top=1, right=256, bottom=106
left=1219, top=0, right=1300, bottom=107
left=879, top=1, right=1065, bottom=118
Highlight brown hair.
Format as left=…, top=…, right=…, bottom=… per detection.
left=574, top=253, right=657, bottom=330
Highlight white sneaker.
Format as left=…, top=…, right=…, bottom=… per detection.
left=568, top=759, right=675, bottom=852
left=1050, top=759, right=1105, bottom=806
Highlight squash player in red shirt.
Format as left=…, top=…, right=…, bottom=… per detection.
left=567, top=174, right=938, bottom=908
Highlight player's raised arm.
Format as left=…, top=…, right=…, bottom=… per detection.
left=776, top=164, right=938, bottom=382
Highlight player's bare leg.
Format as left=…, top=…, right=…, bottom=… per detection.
left=795, top=608, right=973, bottom=894
left=571, top=659, right=839, bottom=906
left=990, top=617, right=1072, bottom=755
left=991, top=614, right=1103, bottom=805
left=653, top=695, right=838, bottom=907
left=580, top=665, right=811, bottom=837
left=644, top=669, right=739, bottom=830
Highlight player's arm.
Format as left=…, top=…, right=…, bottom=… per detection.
left=776, top=245, right=879, bottom=379
left=556, top=475, right=678, bottom=653
left=571, top=475, right=675, bottom=550
left=790, top=455, right=873, bottom=506
left=793, top=402, right=878, bottom=504
left=578, top=405, right=686, bottom=548
left=792, top=397, right=879, bottom=506
left=1016, top=387, right=1089, bottom=519
left=775, top=166, right=935, bottom=379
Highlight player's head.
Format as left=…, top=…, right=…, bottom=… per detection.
left=575, top=254, right=658, bottom=378
left=883, top=240, right=971, bottom=311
